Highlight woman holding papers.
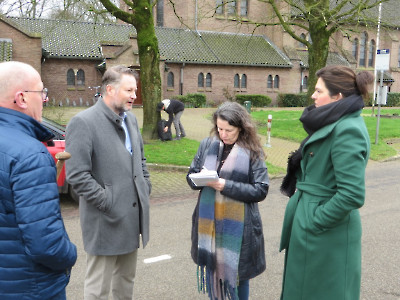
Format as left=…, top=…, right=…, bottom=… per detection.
left=187, top=101, right=269, bottom=300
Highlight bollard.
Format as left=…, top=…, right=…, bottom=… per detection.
left=244, top=101, right=251, bottom=114
left=265, top=114, right=272, bottom=147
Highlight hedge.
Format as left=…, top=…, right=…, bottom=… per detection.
left=386, top=93, right=400, bottom=107
left=365, top=92, right=400, bottom=107
left=277, top=93, right=308, bottom=107
left=235, top=94, right=272, bottom=107
left=173, top=93, right=207, bottom=108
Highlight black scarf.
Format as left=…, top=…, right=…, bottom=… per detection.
left=280, top=94, right=365, bottom=197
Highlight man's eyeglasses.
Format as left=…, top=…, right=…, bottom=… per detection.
left=24, top=88, right=49, bottom=102
left=14, top=88, right=49, bottom=103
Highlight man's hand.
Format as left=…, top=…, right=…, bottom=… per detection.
left=163, top=126, right=168, bottom=133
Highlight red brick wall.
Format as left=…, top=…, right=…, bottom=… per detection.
left=41, top=58, right=103, bottom=106
left=0, top=20, right=42, bottom=74
left=162, top=63, right=301, bottom=105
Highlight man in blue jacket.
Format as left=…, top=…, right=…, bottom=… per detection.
left=0, top=61, right=77, bottom=300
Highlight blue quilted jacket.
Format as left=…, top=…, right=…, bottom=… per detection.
left=0, top=107, right=77, bottom=299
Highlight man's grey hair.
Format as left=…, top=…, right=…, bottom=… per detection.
left=101, top=66, right=139, bottom=95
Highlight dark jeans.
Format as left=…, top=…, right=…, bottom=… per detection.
left=238, top=280, right=249, bottom=300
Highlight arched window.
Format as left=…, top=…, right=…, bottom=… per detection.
left=359, top=32, right=367, bottom=66
left=227, top=0, right=237, bottom=16
left=299, top=33, right=306, bottom=48
left=369, top=40, right=376, bottom=67
left=303, top=76, right=308, bottom=89
left=274, top=75, right=280, bottom=89
left=167, top=72, right=174, bottom=87
left=67, top=69, right=75, bottom=86
left=156, top=0, right=164, bottom=27
left=241, top=74, right=247, bottom=88
left=234, top=74, right=240, bottom=88
left=77, top=69, right=85, bottom=86
left=267, top=75, right=273, bottom=88
left=216, top=0, right=224, bottom=15
left=206, top=73, right=212, bottom=88
left=240, top=0, right=248, bottom=17
left=198, top=73, right=204, bottom=88
left=352, top=38, right=359, bottom=61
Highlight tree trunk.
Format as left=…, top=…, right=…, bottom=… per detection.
left=99, top=0, right=162, bottom=142
left=307, top=34, right=330, bottom=105
left=306, top=2, right=331, bottom=105
left=135, top=23, right=162, bottom=141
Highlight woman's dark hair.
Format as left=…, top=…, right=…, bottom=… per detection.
left=101, top=65, right=139, bottom=95
left=211, top=101, right=265, bottom=160
left=316, top=65, right=374, bottom=99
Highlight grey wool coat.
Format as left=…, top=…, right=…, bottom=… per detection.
left=66, top=99, right=151, bottom=255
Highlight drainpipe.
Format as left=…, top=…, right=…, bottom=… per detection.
left=299, top=61, right=305, bottom=93
left=195, top=0, right=198, bottom=32
left=180, top=63, right=185, bottom=95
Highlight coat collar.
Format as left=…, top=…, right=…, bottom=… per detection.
left=0, top=107, right=54, bottom=142
left=304, top=110, right=361, bottom=148
left=96, top=98, right=124, bottom=127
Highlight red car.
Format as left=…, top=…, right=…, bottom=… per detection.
left=42, top=117, right=78, bottom=201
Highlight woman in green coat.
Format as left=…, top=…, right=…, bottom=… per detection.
left=279, top=65, right=374, bottom=300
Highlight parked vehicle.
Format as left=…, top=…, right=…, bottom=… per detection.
left=42, top=117, right=78, bottom=202
left=42, top=117, right=66, bottom=140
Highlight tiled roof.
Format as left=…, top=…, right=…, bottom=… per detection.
left=5, top=17, right=135, bottom=59
left=0, top=38, right=12, bottom=61
left=157, top=28, right=292, bottom=67
left=3, top=17, right=292, bottom=67
left=360, top=0, right=400, bottom=28
left=296, top=50, right=350, bottom=69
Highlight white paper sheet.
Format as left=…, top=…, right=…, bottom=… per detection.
left=188, top=170, right=219, bottom=187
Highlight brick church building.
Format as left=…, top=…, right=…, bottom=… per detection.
left=0, top=0, right=399, bottom=106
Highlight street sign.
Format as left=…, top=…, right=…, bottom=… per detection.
left=376, top=49, right=390, bottom=71
left=377, top=85, right=388, bottom=105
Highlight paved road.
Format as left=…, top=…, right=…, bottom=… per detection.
left=63, top=159, right=400, bottom=300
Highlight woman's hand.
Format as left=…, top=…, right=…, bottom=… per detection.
left=207, top=178, right=226, bottom=191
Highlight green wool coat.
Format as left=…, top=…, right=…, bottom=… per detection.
left=280, top=110, right=370, bottom=300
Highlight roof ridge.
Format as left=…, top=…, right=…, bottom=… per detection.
left=7, top=16, right=133, bottom=28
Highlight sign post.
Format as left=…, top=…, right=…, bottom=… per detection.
left=375, top=49, right=390, bottom=144
left=265, top=114, right=272, bottom=147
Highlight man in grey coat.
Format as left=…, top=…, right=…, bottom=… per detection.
left=66, top=66, right=151, bottom=300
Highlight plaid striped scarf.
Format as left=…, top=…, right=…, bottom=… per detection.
left=197, top=140, right=249, bottom=300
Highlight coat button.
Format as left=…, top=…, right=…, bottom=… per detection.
left=133, top=202, right=137, bottom=207
left=309, top=152, right=314, bottom=157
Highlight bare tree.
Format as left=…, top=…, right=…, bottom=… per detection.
left=1, top=0, right=160, bottom=140
left=0, top=0, right=47, bottom=17
left=256, top=0, right=391, bottom=103
left=99, top=0, right=161, bottom=141
left=47, top=0, right=117, bottom=22
left=0, top=0, right=117, bottom=22
left=166, top=0, right=391, bottom=103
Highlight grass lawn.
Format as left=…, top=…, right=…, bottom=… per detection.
left=252, top=107, right=400, bottom=161
left=143, top=138, right=199, bottom=166
left=43, top=106, right=400, bottom=176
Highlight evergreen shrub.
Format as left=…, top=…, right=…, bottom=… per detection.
left=277, top=93, right=308, bottom=107
left=235, top=94, right=272, bottom=107
left=174, top=93, right=207, bottom=107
